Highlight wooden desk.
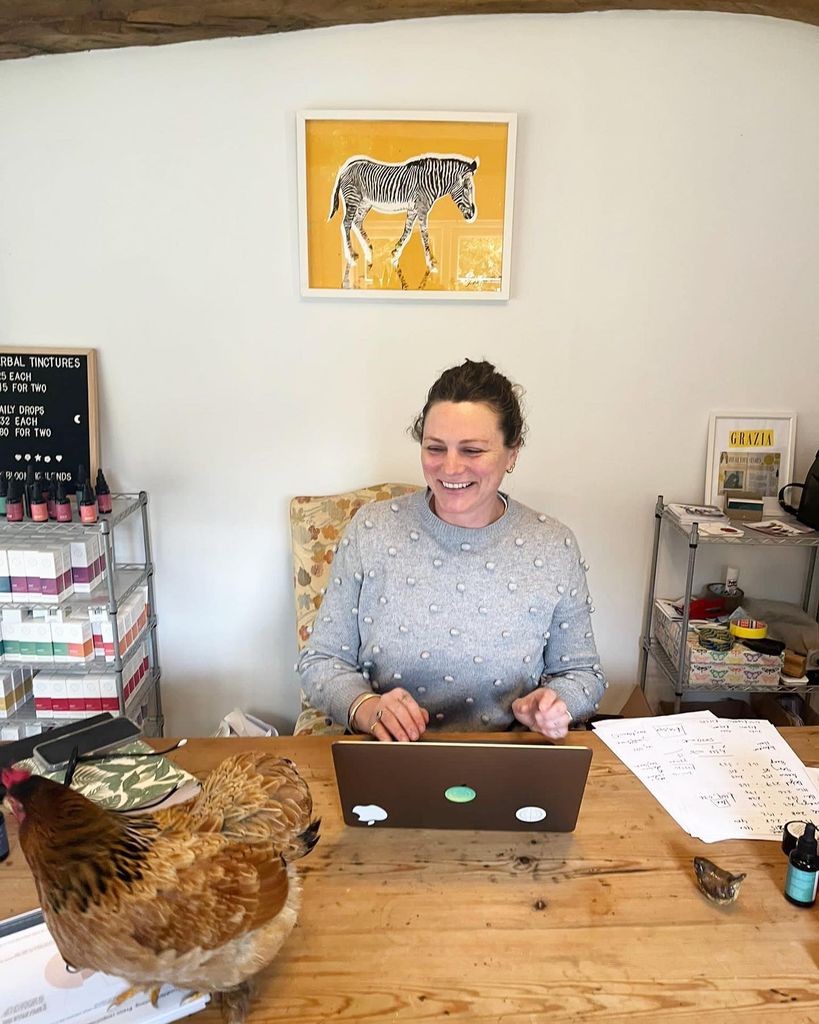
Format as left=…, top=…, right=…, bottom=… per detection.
left=3, top=730, right=819, bottom=1022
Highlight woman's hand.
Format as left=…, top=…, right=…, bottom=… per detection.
left=511, top=688, right=572, bottom=740
left=354, top=688, right=430, bottom=742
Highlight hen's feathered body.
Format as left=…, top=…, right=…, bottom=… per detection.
left=3, top=752, right=318, bottom=1011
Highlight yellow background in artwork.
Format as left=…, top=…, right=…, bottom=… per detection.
left=305, top=119, right=509, bottom=293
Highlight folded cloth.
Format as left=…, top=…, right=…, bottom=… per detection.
left=744, top=598, right=819, bottom=669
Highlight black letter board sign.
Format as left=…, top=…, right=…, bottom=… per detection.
left=0, top=347, right=98, bottom=494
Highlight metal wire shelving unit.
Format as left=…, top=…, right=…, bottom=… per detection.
left=0, top=492, right=163, bottom=736
left=638, top=495, right=819, bottom=713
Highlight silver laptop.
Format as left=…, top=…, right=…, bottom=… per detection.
left=332, top=739, right=592, bottom=832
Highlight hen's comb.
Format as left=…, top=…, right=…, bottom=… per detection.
left=1, top=767, right=31, bottom=790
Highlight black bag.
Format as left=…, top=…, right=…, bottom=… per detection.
left=779, top=449, right=819, bottom=530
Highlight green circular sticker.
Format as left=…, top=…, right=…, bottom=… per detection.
left=444, top=785, right=477, bottom=803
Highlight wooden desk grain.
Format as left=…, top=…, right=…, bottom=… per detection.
left=3, top=730, right=819, bottom=1023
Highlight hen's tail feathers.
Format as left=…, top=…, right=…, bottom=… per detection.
left=162, top=752, right=315, bottom=851
left=220, top=979, right=253, bottom=1024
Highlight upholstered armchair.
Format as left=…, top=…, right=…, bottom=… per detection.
left=289, top=483, right=420, bottom=736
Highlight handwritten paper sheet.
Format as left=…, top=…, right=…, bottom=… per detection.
left=593, top=711, right=819, bottom=843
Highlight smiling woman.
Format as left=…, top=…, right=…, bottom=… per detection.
left=414, top=360, right=524, bottom=529
left=298, top=359, right=607, bottom=742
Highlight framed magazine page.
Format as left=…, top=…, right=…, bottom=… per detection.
left=705, top=411, right=797, bottom=514
left=297, top=110, right=516, bottom=300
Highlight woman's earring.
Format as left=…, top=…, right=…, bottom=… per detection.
left=506, top=465, right=515, bottom=475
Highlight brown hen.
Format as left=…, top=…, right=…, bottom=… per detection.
left=2, top=751, right=319, bottom=1023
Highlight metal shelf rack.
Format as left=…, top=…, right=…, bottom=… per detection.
left=638, top=495, right=819, bottom=713
left=0, top=492, right=163, bottom=735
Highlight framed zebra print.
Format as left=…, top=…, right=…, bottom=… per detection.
left=297, top=110, right=517, bottom=300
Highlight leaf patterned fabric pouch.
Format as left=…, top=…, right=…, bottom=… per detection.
left=15, top=741, right=198, bottom=811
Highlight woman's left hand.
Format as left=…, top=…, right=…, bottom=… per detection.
left=511, top=688, right=572, bottom=739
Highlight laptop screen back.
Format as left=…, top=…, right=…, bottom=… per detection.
left=332, top=739, right=592, bottom=831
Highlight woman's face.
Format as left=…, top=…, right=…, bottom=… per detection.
left=421, top=401, right=518, bottom=528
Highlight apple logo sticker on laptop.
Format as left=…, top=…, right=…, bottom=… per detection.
left=516, top=806, right=547, bottom=823
left=352, top=804, right=388, bottom=826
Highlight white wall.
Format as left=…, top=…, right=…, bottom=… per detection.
left=1, top=12, right=817, bottom=734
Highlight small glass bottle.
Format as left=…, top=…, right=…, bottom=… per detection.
left=95, top=469, right=113, bottom=514
left=23, top=464, right=35, bottom=518
left=0, top=810, right=9, bottom=862
left=6, top=479, right=23, bottom=522
left=55, top=481, right=73, bottom=523
left=784, top=821, right=819, bottom=907
left=30, top=483, right=49, bottom=522
left=79, top=481, right=98, bottom=524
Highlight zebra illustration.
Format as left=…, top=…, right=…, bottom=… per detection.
left=328, top=153, right=479, bottom=272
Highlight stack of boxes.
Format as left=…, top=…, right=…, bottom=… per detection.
left=0, top=563, right=150, bottom=720
left=653, top=599, right=783, bottom=687
left=1, top=720, right=44, bottom=740
left=0, top=665, right=34, bottom=719
left=0, top=536, right=105, bottom=604
left=88, top=592, right=149, bottom=662
left=1, top=608, right=96, bottom=665
left=32, top=641, right=149, bottom=720
left=68, top=535, right=106, bottom=594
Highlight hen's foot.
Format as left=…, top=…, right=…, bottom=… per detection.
left=108, top=985, right=161, bottom=1009
left=220, top=980, right=254, bottom=1024
left=182, top=991, right=208, bottom=1004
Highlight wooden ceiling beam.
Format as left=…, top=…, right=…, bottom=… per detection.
left=0, top=2, right=816, bottom=61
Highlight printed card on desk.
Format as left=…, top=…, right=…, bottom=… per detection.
left=0, top=915, right=209, bottom=1024
left=593, top=712, right=819, bottom=843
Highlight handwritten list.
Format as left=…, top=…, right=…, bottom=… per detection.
left=593, top=711, right=819, bottom=843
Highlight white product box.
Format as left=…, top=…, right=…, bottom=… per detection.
left=2, top=606, right=31, bottom=624
left=67, top=677, right=86, bottom=716
left=0, top=548, right=12, bottom=603
left=2, top=622, right=20, bottom=661
left=50, top=618, right=94, bottom=664
left=23, top=549, right=41, bottom=598
left=50, top=676, right=71, bottom=718
left=69, top=537, right=97, bottom=593
left=39, top=547, right=74, bottom=604
left=99, top=674, right=120, bottom=713
left=47, top=605, right=74, bottom=623
left=7, top=548, right=29, bottom=599
left=33, top=670, right=53, bottom=717
left=83, top=673, right=102, bottom=713
left=0, top=666, right=31, bottom=718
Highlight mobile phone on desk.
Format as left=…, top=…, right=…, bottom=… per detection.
left=0, top=713, right=114, bottom=770
left=33, top=718, right=142, bottom=771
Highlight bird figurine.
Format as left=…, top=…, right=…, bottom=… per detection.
left=693, top=856, right=746, bottom=904
left=2, top=751, right=319, bottom=1023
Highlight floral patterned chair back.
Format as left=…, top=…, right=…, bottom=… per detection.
left=290, top=482, right=420, bottom=736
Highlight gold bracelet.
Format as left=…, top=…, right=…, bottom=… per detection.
left=347, top=692, right=379, bottom=733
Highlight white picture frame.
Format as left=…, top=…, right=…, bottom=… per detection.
left=705, top=411, right=797, bottom=514
left=297, top=110, right=517, bottom=300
